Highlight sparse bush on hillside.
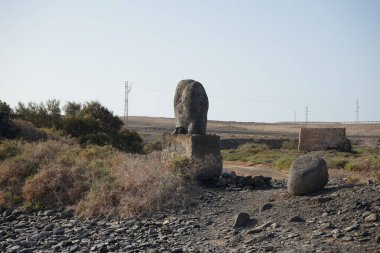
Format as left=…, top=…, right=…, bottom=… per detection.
left=14, top=100, right=61, bottom=129
left=2, top=99, right=143, bottom=153
left=63, top=101, right=82, bottom=116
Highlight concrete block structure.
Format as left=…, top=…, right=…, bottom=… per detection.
left=298, top=128, right=351, bottom=152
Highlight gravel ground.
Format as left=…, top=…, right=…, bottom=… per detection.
left=1, top=178, right=380, bottom=253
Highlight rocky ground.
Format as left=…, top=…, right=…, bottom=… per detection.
left=1, top=176, right=380, bottom=252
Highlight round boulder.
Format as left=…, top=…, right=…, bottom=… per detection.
left=287, top=156, right=328, bottom=196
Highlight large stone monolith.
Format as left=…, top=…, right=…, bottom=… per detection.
left=173, top=79, right=208, bottom=135
left=162, top=79, right=222, bottom=181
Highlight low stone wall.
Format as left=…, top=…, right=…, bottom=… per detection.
left=298, top=128, right=351, bottom=152
left=162, top=134, right=223, bottom=181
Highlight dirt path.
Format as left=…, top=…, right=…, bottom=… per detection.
left=223, top=162, right=288, bottom=180
left=223, top=161, right=358, bottom=182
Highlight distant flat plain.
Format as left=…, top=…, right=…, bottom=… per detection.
left=125, top=116, right=380, bottom=142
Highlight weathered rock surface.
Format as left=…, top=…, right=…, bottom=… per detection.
left=162, top=134, right=223, bottom=181
left=174, top=79, right=208, bottom=135
left=287, top=155, right=329, bottom=195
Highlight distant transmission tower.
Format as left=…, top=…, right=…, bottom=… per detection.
left=294, top=110, right=297, bottom=122
left=124, top=81, right=132, bottom=127
left=356, top=99, right=359, bottom=122
left=305, top=106, right=309, bottom=123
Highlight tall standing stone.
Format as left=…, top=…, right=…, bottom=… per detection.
left=162, top=79, right=222, bottom=181
left=174, top=80, right=209, bottom=135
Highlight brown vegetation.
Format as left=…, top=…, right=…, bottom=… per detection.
left=0, top=139, right=187, bottom=217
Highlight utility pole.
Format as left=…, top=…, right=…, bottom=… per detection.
left=305, top=106, right=309, bottom=124
left=124, top=81, right=132, bottom=128
left=294, top=110, right=297, bottom=123
left=356, top=98, right=359, bottom=123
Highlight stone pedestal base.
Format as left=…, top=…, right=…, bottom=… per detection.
left=162, top=134, right=223, bottom=181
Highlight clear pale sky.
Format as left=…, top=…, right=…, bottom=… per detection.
left=1, top=0, right=379, bottom=122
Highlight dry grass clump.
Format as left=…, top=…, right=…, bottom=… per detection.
left=0, top=140, right=78, bottom=208
left=0, top=139, right=187, bottom=217
left=344, top=155, right=380, bottom=180
left=77, top=153, right=185, bottom=217
left=22, top=165, right=88, bottom=209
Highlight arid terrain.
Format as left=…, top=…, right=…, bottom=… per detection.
left=126, top=116, right=380, bottom=142
left=1, top=116, right=379, bottom=252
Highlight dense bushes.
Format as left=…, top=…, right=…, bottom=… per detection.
left=0, top=101, right=13, bottom=117
left=0, top=99, right=142, bottom=153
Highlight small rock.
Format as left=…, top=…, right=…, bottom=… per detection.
left=260, top=203, right=273, bottom=212
left=289, top=215, right=305, bottom=222
left=44, top=210, right=55, bottom=216
left=341, top=236, right=354, bottom=241
left=364, top=213, right=378, bottom=222
left=270, top=223, right=279, bottom=229
left=246, top=227, right=263, bottom=234
left=171, top=247, right=183, bottom=253
left=319, top=222, right=332, bottom=229
left=331, top=229, right=343, bottom=238
left=233, top=212, right=251, bottom=228
left=43, top=224, right=55, bottom=231
left=12, top=209, right=23, bottom=216
left=344, top=223, right=359, bottom=232
left=60, top=209, right=74, bottom=219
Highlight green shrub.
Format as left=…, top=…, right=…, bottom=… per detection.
left=222, top=143, right=269, bottom=161
left=14, top=100, right=61, bottom=129
left=112, top=129, right=143, bottom=153
left=0, top=100, right=13, bottom=117
left=274, top=155, right=298, bottom=170
left=62, top=116, right=100, bottom=137
left=281, top=139, right=299, bottom=150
